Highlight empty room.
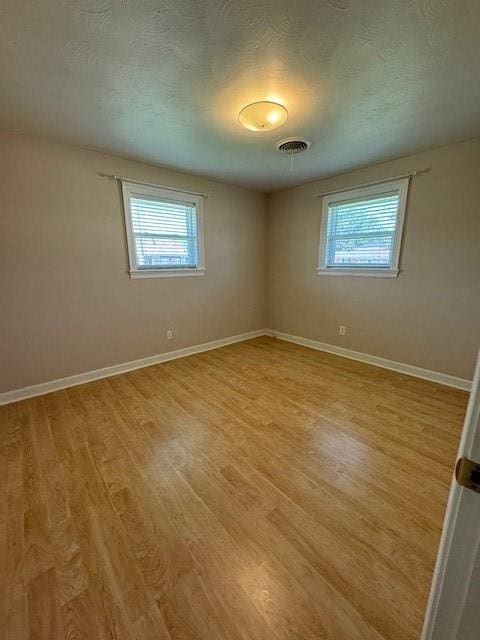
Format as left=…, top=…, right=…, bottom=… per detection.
left=1, top=1, right=480, bottom=639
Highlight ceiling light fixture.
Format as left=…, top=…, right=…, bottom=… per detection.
left=238, top=101, right=288, bottom=132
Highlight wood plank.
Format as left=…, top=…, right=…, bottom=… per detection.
left=0, top=337, right=466, bottom=640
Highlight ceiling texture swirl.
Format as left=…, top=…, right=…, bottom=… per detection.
left=1, top=0, right=479, bottom=190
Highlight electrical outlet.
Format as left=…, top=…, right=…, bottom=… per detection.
left=166, top=329, right=173, bottom=340
left=339, top=325, right=346, bottom=336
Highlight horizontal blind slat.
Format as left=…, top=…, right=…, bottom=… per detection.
left=325, top=191, right=400, bottom=268
left=130, top=195, right=198, bottom=269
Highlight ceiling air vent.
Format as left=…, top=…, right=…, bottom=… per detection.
left=275, top=137, right=311, bottom=154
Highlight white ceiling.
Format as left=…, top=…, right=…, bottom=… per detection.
left=1, top=0, right=480, bottom=191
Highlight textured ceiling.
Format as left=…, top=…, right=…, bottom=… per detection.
left=1, top=0, right=480, bottom=191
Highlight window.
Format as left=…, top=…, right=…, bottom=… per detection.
left=121, top=181, right=205, bottom=278
left=317, top=178, right=409, bottom=277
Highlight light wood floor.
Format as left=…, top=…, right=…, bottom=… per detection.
left=0, top=337, right=467, bottom=640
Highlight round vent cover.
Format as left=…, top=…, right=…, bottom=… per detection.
left=276, top=137, right=311, bottom=154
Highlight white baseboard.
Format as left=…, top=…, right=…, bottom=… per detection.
left=270, top=330, right=472, bottom=391
left=1, top=328, right=472, bottom=406
left=0, top=329, right=268, bottom=406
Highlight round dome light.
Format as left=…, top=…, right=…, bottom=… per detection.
left=238, top=101, right=288, bottom=132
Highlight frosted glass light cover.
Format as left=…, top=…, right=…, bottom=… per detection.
left=238, top=101, right=288, bottom=132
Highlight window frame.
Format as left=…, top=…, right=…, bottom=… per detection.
left=317, top=178, right=409, bottom=278
left=121, top=181, right=205, bottom=279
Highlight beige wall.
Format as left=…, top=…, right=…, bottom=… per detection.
left=267, top=138, right=480, bottom=380
left=0, top=133, right=267, bottom=392
left=2, top=133, right=479, bottom=392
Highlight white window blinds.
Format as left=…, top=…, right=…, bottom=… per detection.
left=121, top=181, right=205, bottom=278
left=325, top=191, right=400, bottom=268
left=318, top=178, right=409, bottom=277
left=130, top=195, right=198, bottom=269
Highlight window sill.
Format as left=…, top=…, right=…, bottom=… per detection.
left=316, top=267, right=399, bottom=278
left=129, top=268, right=206, bottom=279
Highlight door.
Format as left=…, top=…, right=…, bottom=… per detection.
left=421, top=351, right=480, bottom=640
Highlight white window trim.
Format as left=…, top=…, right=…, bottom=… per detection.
left=317, top=178, right=409, bottom=278
left=121, top=181, right=205, bottom=279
